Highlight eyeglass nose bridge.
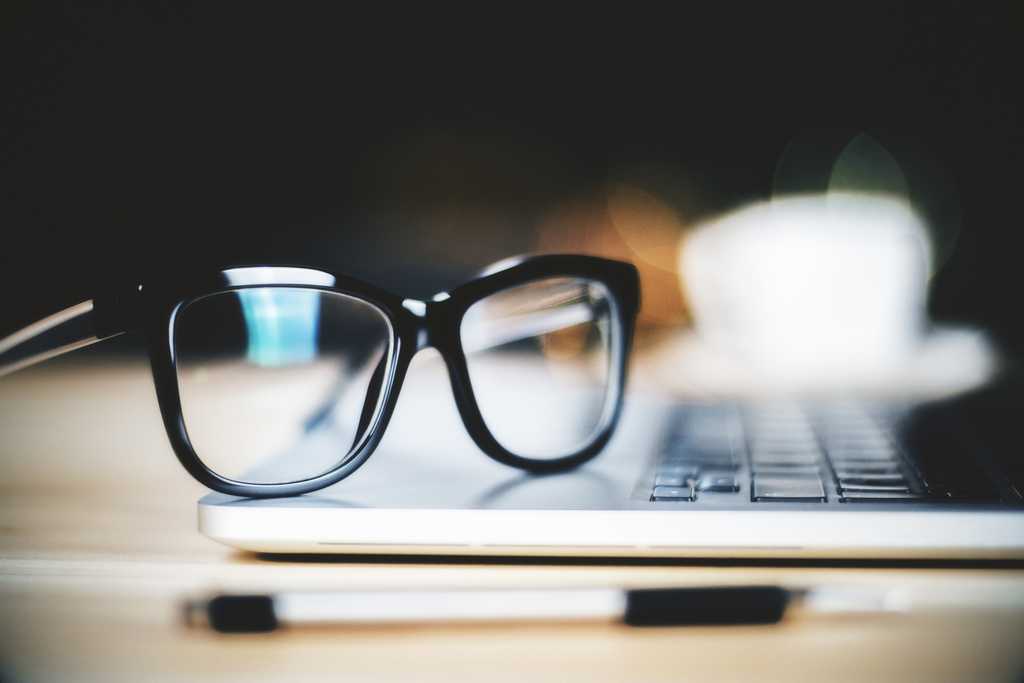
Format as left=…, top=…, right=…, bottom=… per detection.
left=400, top=294, right=456, bottom=354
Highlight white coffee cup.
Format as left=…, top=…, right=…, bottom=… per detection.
left=680, top=193, right=932, bottom=391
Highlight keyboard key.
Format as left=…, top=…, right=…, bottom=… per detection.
left=665, top=458, right=739, bottom=472
left=697, top=475, right=740, bottom=493
left=751, top=452, right=821, bottom=467
left=750, top=435, right=816, bottom=447
left=666, top=452, right=734, bottom=468
left=838, top=474, right=907, bottom=486
left=665, top=426, right=734, bottom=443
left=654, top=473, right=690, bottom=487
left=652, top=485, right=696, bottom=502
left=828, top=439, right=897, bottom=453
left=749, top=432, right=817, bottom=445
left=753, top=477, right=825, bottom=501
left=834, top=464, right=902, bottom=476
left=669, top=432, right=738, bottom=450
left=830, top=451, right=898, bottom=465
left=840, top=483, right=911, bottom=493
left=840, top=491, right=923, bottom=502
left=663, top=443, right=734, bottom=459
left=828, top=452, right=899, bottom=464
left=752, top=466, right=821, bottom=479
left=663, top=458, right=737, bottom=471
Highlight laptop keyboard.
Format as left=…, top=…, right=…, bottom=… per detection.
left=648, top=402, right=1016, bottom=506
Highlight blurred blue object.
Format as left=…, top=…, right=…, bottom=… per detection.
left=238, top=288, right=320, bottom=366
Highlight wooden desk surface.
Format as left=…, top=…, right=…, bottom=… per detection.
left=2, top=358, right=1024, bottom=682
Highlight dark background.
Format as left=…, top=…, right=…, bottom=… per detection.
left=2, top=3, right=1021, bottom=352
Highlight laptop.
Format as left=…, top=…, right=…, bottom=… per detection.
left=199, top=197, right=1024, bottom=559
left=198, top=352, right=1024, bottom=559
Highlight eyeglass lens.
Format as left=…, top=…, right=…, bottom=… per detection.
left=174, top=287, right=392, bottom=484
left=460, top=277, right=616, bottom=460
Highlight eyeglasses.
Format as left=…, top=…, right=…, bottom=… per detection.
left=0, top=255, right=639, bottom=498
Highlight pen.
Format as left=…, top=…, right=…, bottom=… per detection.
left=184, top=583, right=1024, bottom=633
left=185, top=585, right=788, bottom=632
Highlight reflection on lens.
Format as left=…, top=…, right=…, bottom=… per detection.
left=461, top=277, right=616, bottom=459
left=174, top=287, right=392, bottom=484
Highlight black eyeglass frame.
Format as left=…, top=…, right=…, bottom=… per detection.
left=76, top=254, right=638, bottom=498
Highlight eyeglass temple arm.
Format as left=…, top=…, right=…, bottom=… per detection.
left=458, top=302, right=598, bottom=354
left=0, top=294, right=136, bottom=378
